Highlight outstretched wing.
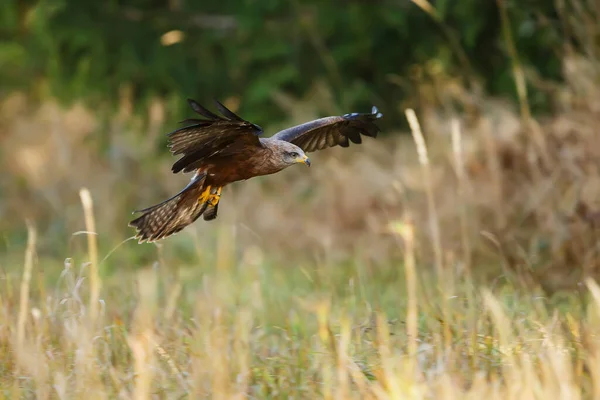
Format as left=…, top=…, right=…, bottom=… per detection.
left=270, top=106, right=383, bottom=153
left=168, top=99, right=264, bottom=173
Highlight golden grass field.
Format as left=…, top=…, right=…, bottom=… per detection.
left=2, top=55, right=600, bottom=398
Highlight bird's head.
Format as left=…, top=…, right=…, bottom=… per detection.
left=278, top=142, right=311, bottom=167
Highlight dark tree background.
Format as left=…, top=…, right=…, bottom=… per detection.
left=2, top=0, right=567, bottom=129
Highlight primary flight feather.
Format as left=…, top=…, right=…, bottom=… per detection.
left=129, top=98, right=383, bottom=243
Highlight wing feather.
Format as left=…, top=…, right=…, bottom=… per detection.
left=213, top=99, right=245, bottom=122
left=167, top=99, right=264, bottom=173
left=187, top=99, right=222, bottom=120
left=271, top=107, right=383, bottom=153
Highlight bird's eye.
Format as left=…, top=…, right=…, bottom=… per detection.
left=289, top=152, right=299, bottom=158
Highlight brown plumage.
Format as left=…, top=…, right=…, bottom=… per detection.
left=129, top=98, right=383, bottom=243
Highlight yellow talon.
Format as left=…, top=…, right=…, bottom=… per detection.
left=208, top=187, right=222, bottom=206
left=199, top=186, right=222, bottom=206
left=199, top=185, right=212, bottom=204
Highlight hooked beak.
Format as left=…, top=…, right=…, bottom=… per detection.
left=301, top=154, right=311, bottom=167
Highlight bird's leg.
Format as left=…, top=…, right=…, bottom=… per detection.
left=208, top=187, right=222, bottom=207
left=198, top=185, right=212, bottom=204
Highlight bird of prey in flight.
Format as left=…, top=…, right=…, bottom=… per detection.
left=129, top=99, right=383, bottom=243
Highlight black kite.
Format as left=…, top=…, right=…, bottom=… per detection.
left=129, top=99, right=383, bottom=242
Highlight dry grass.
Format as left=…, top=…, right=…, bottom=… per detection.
left=2, top=219, right=600, bottom=398
left=2, top=51, right=600, bottom=397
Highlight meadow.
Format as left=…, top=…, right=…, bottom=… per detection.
left=2, top=55, right=600, bottom=398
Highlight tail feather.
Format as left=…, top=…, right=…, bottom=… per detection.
left=129, top=174, right=209, bottom=243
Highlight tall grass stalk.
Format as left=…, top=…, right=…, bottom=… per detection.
left=404, top=108, right=443, bottom=278
left=496, top=0, right=550, bottom=168
left=405, top=108, right=453, bottom=356
left=399, top=216, right=419, bottom=370
left=79, top=187, right=100, bottom=324
left=16, top=221, right=36, bottom=353
left=451, top=118, right=471, bottom=276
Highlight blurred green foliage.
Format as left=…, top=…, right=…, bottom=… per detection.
left=2, top=0, right=565, bottom=128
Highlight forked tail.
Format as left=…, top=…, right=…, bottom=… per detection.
left=129, top=173, right=221, bottom=243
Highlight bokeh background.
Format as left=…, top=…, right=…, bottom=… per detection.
left=2, top=0, right=598, bottom=290
left=4, top=1, right=600, bottom=397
